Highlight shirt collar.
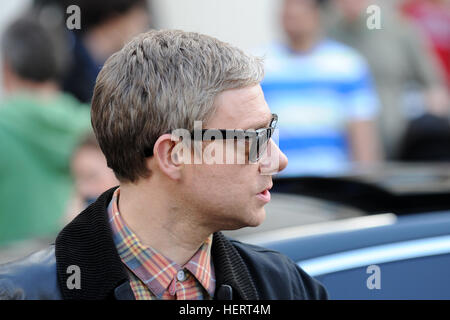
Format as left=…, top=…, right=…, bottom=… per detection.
left=107, top=187, right=215, bottom=298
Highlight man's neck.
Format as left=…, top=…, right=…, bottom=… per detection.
left=4, top=79, right=60, bottom=99
left=117, top=180, right=213, bottom=266
left=287, top=32, right=321, bottom=53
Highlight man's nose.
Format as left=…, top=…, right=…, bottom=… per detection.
left=259, top=140, right=288, bottom=175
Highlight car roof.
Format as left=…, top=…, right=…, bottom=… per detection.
left=272, top=163, right=450, bottom=214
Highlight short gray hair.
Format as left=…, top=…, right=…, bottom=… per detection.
left=91, top=29, right=264, bottom=182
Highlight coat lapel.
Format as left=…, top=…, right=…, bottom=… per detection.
left=212, top=232, right=259, bottom=300
left=55, top=187, right=130, bottom=300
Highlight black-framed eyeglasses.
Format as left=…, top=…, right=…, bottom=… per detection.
left=144, top=113, right=278, bottom=162
left=192, top=113, right=278, bottom=163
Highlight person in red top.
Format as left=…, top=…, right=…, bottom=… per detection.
left=401, top=0, right=450, bottom=89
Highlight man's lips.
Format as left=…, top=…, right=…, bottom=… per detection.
left=256, top=184, right=272, bottom=203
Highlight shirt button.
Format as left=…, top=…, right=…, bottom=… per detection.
left=177, top=270, right=186, bottom=281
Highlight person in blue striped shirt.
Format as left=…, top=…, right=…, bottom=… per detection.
left=259, top=0, right=382, bottom=176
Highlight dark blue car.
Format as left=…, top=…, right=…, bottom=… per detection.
left=258, top=211, right=450, bottom=299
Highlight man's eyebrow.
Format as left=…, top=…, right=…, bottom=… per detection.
left=245, top=114, right=273, bottom=130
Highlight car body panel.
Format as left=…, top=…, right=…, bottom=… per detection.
left=256, top=211, right=450, bottom=299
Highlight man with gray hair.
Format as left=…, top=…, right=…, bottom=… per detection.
left=0, top=29, right=327, bottom=300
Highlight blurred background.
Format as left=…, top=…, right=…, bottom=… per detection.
left=0, top=0, right=449, bottom=288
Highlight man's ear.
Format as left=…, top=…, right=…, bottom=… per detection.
left=152, top=134, right=183, bottom=180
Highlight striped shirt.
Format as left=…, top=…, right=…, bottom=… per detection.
left=107, top=188, right=216, bottom=300
left=258, top=39, right=379, bottom=176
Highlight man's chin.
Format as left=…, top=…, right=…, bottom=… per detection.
left=219, top=208, right=266, bottom=231
left=245, top=207, right=267, bottom=228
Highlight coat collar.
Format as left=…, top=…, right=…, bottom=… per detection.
left=55, top=187, right=258, bottom=300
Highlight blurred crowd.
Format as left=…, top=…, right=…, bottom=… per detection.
left=260, top=0, right=449, bottom=176
left=0, top=0, right=449, bottom=248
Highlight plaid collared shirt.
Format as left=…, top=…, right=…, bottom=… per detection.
left=107, top=188, right=216, bottom=300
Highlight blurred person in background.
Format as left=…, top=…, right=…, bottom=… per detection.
left=398, top=0, right=450, bottom=162
left=259, top=0, right=382, bottom=176
left=324, top=0, right=449, bottom=159
left=33, top=0, right=152, bottom=103
left=398, top=111, right=450, bottom=161
left=401, top=0, right=450, bottom=90
left=0, top=13, right=91, bottom=246
left=65, top=132, right=119, bottom=222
